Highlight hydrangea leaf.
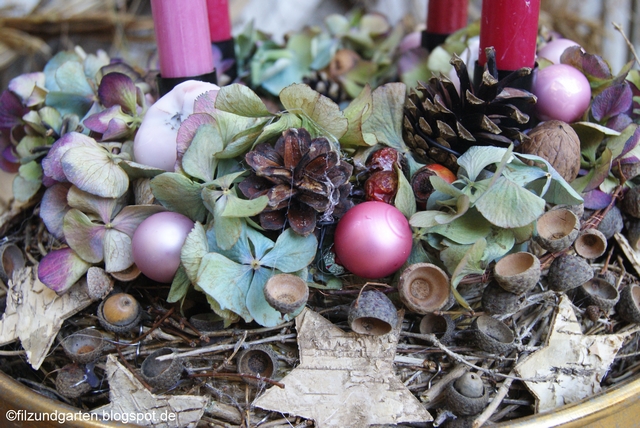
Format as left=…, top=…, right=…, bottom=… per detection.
left=40, top=183, right=72, bottom=240
left=37, top=247, right=91, bottom=294
left=261, top=228, right=317, bottom=273
left=513, top=154, right=583, bottom=205
left=42, top=132, right=98, bottom=183
left=476, top=177, right=545, bottom=228
left=221, top=193, right=269, bottom=218
left=571, top=148, right=613, bottom=194
left=255, top=112, right=303, bottom=145
left=362, top=83, right=409, bottom=153
left=61, top=145, right=129, bottom=198
left=217, top=117, right=268, bottom=159
left=246, top=226, right=276, bottom=261
left=102, top=229, right=133, bottom=273
left=202, top=292, right=240, bottom=326
left=196, top=252, right=253, bottom=321
left=213, top=197, right=243, bottom=250
left=280, top=83, right=348, bottom=140
left=483, top=227, right=516, bottom=265
left=429, top=209, right=492, bottom=245
left=45, top=92, right=94, bottom=117
left=605, top=123, right=640, bottom=161
left=450, top=238, right=487, bottom=309
left=340, top=84, right=375, bottom=147
left=246, top=268, right=298, bottom=327
left=183, top=124, right=223, bottom=182
left=176, top=113, right=217, bottom=164
left=13, top=161, right=42, bottom=202
left=167, top=266, right=191, bottom=304
left=458, top=145, right=509, bottom=181
left=43, top=51, right=81, bottom=92
left=215, top=83, right=272, bottom=117
left=55, top=61, right=94, bottom=96
left=151, top=173, right=206, bottom=222
left=394, top=164, right=416, bottom=218
left=180, top=222, right=209, bottom=283
left=63, top=208, right=106, bottom=263
left=117, top=160, right=165, bottom=180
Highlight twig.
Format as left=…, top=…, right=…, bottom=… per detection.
left=420, top=364, right=467, bottom=405
left=115, top=343, right=153, bottom=391
left=613, top=22, right=640, bottom=68
left=130, top=307, right=175, bottom=345
left=189, top=371, right=284, bottom=388
left=473, top=371, right=515, bottom=428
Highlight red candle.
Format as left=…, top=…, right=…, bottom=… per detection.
left=207, top=0, right=232, bottom=42
left=426, top=0, right=468, bottom=35
left=478, top=0, right=540, bottom=71
left=151, top=0, right=214, bottom=79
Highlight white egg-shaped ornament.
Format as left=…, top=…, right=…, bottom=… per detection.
left=132, top=212, right=194, bottom=283
left=532, top=64, right=591, bottom=123
left=537, top=38, right=581, bottom=64
left=333, top=201, right=413, bottom=279
left=133, top=80, right=220, bottom=171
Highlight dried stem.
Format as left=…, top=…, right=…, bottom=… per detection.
left=472, top=371, right=515, bottom=427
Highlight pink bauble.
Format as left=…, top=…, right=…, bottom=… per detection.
left=537, top=39, right=580, bottom=64
left=334, top=201, right=413, bottom=279
left=532, top=64, right=591, bottom=123
left=132, top=212, right=194, bottom=283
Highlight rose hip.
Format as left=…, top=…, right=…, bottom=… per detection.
left=365, top=170, right=398, bottom=204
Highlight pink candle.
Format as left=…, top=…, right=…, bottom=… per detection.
left=427, top=0, right=468, bottom=35
left=478, top=0, right=540, bottom=71
left=207, top=0, right=232, bottom=42
left=151, top=0, right=214, bottom=79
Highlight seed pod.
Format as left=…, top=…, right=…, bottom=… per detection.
left=263, top=273, right=309, bottom=315
left=533, top=208, right=580, bottom=253
left=236, top=345, right=279, bottom=386
left=575, top=278, right=620, bottom=312
left=573, top=228, right=607, bottom=260
left=616, top=283, right=640, bottom=324
left=443, top=372, right=490, bottom=416
left=398, top=263, right=451, bottom=314
left=140, top=348, right=183, bottom=390
left=56, top=364, right=91, bottom=398
left=547, top=254, right=593, bottom=292
left=493, top=252, right=541, bottom=294
left=348, top=290, right=398, bottom=336
left=470, top=315, right=515, bottom=354
left=97, top=293, right=142, bottom=334
left=61, top=328, right=105, bottom=364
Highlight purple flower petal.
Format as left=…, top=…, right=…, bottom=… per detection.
left=38, top=247, right=91, bottom=294
left=98, top=72, right=137, bottom=114
left=63, top=208, right=106, bottom=263
left=102, top=117, right=131, bottom=141
left=582, top=189, right=613, bottom=210
left=111, top=204, right=166, bottom=237
left=592, top=82, right=632, bottom=122
left=84, top=105, right=124, bottom=134
left=0, top=90, right=27, bottom=128
left=606, top=114, right=633, bottom=132
left=42, top=132, right=98, bottom=183
left=40, top=183, right=72, bottom=240
left=8, top=72, right=45, bottom=103
left=193, top=90, right=219, bottom=115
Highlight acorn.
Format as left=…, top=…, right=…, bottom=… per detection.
left=616, top=283, right=640, bottom=324
left=590, top=205, right=623, bottom=239
left=575, top=278, right=620, bottom=312
left=97, top=293, right=142, bottom=334
left=573, top=228, right=607, bottom=260
left=348, top=290, right=398, bottom=336
left=0, top=243, right=25, bottom=284
left=419, top=312, right=455, bottom=343
left=470, top=315, right=515, bottom=354
left=546, top=254, right=593, bottom=292
left=236, top=345, right=279, bottom=386
left=443, top=371, right=490, bottom=416
left=493, top=252, right=541, bottom=294
left=398, top=263, right=451, bottom=314
left=61, top=328, right=105, bottom=364
left=481, top=282, right=525, bottom=315
left=55, top=364, right=92, bottom=398
left=533, top=208, right=580, bottom=253
left=140, top=348, right=184, bottom=390
left=263, top=273, right=309, bottom=315
left=86, top=267, right=114, bottom=300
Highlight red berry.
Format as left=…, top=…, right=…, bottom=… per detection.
left=365, top=170, right=398, bottom=203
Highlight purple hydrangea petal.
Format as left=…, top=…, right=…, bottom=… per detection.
left=40, top=183, right=72, bottom=240
left=42, top=132, right=98, bottom=183
left=37, top=247, right=91, bottom=294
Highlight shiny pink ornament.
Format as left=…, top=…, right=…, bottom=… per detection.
left=532, top=64, right=591, bottom=123
left=333, top=201, right=413, bottom=279
left=537, top=38, right=580, bottom=64
left=132, top=212, right=194, bottom=283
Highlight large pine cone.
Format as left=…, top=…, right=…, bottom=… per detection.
left=239, top=128, right=353, bottom=236
left=403, top=48, right=536, bottom=171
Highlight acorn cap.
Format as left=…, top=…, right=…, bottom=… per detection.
left=398, top=263, right=451, bottom=314
left=573, top=228, right=607, bottom=260
left=0, top=243, right=25, bottom=284
left=348, top=290, right=398, bottom=336
left=616, top=283, right=640, bottom=324
left=55, top=364, right=92, bottom=398
left=236, top=345, right=279, bottom=386
left=61, top=328, right=105, bottom=364
left=470, top=315, right=515, bottom=354
left=547, top=254, right=593, bottom=292
left=140, top=348, right=183, bottom=390
left=493, top=252, right=540, bottom=294
left=481, top=282, right=525, bottom=315
left=622, top=186, right=640, bottom=218
left=443, top=372, right=490, bottom=416
left=263, top=273, right=309, bottom=314
left=533, top=208, right=580, bottom=253
left=576, top=278, right=620, bottom=312
left=109, top=264, right=141, bottom=282
left=97, top=293, right=142, bottom=334
left=189, top=313, right=225, bottom=332
left=419, top=312, right=455, bottom=343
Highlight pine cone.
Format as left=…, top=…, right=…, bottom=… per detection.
left=239, top=128, right=353, bottom=236
left=403, top=48, right=536, bottom=171
left=303, top=70, right=347, bottom=104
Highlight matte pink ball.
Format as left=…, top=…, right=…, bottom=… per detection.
left=132, top=212, right=194, bottom=283
left=532, top=64, right=591, bottom=123
left=537, top=39, right=580, bottom=64
left=334, top=201, right=413, bottom=279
